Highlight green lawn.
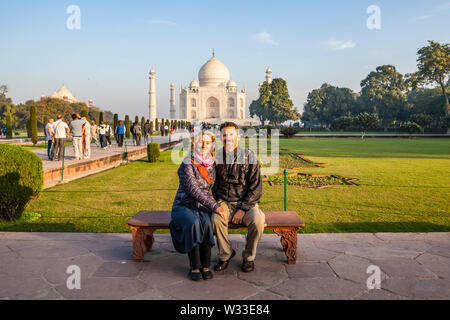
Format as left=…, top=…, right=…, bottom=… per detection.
left=1, top=138, right=449, bottom=233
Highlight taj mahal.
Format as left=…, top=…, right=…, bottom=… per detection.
left=149, top=52, right=265, bottom=125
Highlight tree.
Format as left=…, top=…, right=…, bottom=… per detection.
left=141, top=117, right=145, bottom=131
left=304, top=83, right=357, bottom=128
left=332, top=116, right=355, bottom=132
left=269, top=78, right=300, bottom=127
left=356, top=113, right=379, bottom=139
left=30, top=105, right=38, bottom=145
left=250, top=79, right=299, bottom=127
left=81, top=108, right=88, bottom=119
left=360, top=65, right=408, bottom=131
left=409, top=113, right=433, bottom=132
left=135, top=116, right=139, bottom=124
left=408, top=41, right=450, bottom=132
left=408, top=87, right=447, bottom=128
left=99, top=112, right=104, bottom=123
left=155, top=118, right=159, bottom=134
left=441, top=114, right=450, bottom=130
left=410, top=41, right=450, bottom=112
left=6, top=113, right=12, bottom=139
left=43, top=116, right=48, bottom=137
left=125, top=115, right=130, bottom=138
left=403, top=122, right=423, bottom=136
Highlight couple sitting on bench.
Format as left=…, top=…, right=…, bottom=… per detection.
left=169, top=122, right=265, bottom=281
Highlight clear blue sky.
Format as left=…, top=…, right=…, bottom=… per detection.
left=1, top=0, right=449, bottom=119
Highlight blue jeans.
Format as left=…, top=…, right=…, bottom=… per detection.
left=47, top=139, right=53, bottom=159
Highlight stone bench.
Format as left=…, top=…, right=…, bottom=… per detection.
left=126, top=210, right=305, bottom=264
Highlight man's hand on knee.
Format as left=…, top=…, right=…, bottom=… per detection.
left=232, top=209, right=246, bottom=225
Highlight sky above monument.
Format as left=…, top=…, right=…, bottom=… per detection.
left=0, top=0, right=449, bottom=119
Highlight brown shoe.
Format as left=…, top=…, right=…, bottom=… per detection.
left=214, top=249, right=236, bottom=272
left=241, top=260, right=254, bottom=273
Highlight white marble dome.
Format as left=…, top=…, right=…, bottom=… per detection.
left=198, top=56, right=230, bottom=87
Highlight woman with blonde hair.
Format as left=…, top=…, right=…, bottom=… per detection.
left=169, top=130, right=228, bottom=281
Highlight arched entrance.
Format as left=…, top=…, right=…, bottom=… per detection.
left=206, top=97, right=220, bottom=118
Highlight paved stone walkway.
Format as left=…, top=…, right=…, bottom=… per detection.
left=0, top=232, right=449, bottom=300
left=33, top=134, right=184, bottom=171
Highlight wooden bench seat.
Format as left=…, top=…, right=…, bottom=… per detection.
left=127, top=210, right=305, bottom=264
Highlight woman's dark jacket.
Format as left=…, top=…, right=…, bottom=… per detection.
left=172, top=156, right=219, bottom=213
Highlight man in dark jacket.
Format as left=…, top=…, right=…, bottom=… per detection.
left=212, top=122, right=265, bottom=273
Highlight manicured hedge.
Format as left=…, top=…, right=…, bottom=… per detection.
left=0, top=145, right=43, bottom=221
left=147, top=142, right=160, bottom=163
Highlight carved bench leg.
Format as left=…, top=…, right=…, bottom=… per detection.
left=129, top=226, right=146, bottom=262
left=273, top=228, right=299, bottom=264
left=144, top=228, right=156, bottom=252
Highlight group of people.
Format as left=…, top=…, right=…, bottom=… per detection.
left=169, top=122, right=264, bottom=281
left=44, top=114, right=113, bottom=161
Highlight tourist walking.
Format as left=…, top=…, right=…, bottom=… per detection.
left=144, top=120, right=151, bottom=144
left=132, top=121, right=142, bottom=146
left=98, top=121, right=107, bottom=149
left=169, top=130, right=227, bottom=281
left=130, top=122, right=136, bottom=146
left=90, top=121, right=99, bottom=147
left=51, top=115, right=69, bottom=161
left=115, top=120, right=125, bottom=147
left=69, top=114, right=84, bottom=160
left=45, top=118, right=54, bottom=159
left=105, top=122, right=112, bottom=147
left=81, top=116, right=91, bottom=159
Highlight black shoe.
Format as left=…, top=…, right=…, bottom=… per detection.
left=201, top=269, right=214, bottom=280
left=214, top=249, right=236, bottom=272
left=188, top=269, right=202, bottom=281
left=241, top=260, right=255, bottom=273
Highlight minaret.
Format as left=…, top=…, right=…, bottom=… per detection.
left=265, top=67, right=273, bottom=84
left=170, top=82, right=176, bottom=119
left=149, top=68, right=157, bottom=121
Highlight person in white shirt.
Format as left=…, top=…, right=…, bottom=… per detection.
left=90, top=121, right=99, bottom=147
left=98, top=121, right=107, bottom=149
left=45, top=118, right=54, bottom=159
left=51, top=115, right=69, bottom=161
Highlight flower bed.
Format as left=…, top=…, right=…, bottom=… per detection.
left=262, top=153, right=328, bottom=170
left=263, top=172, right=357, bottom=189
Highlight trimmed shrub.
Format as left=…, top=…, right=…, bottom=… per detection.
left=30, top=105, right=38, bottom=145
left=0, top=145, right=43, bottom=221
left=6, top=113, right=13, bottom=139
left=403, top=122, right=423, bottom=134
left=113, top=113, right=118, bottom=132
left=281, top=126, right=298, bottom=138
left=147, top=142, right=160, bottom=163
left=125, top=115, right=130, bottom=138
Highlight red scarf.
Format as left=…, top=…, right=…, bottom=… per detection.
left=190, top=158, right=211, bottom=185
